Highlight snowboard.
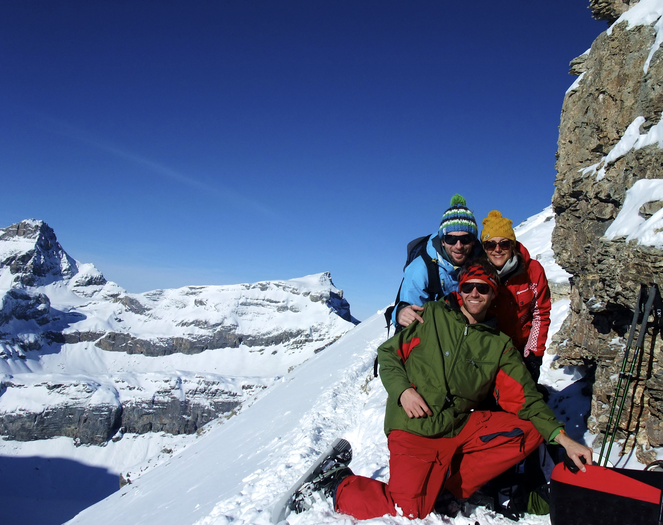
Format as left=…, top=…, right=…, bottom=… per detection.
left=271, top=437, right=352, bottom=524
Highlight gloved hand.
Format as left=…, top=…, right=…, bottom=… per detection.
left=524, top=353, right=543, bottom=382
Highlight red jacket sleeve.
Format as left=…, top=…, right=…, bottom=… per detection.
left=524, top=260, right=551, bottom=357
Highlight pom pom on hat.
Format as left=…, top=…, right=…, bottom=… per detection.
left=438, top=194, right=478, bottom=237
left=481, top=210, right=516, bottom=242
left=449, top=194, right=466, bottom=207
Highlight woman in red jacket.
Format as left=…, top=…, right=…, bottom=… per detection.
left=480, top=210, right=551, bottom=382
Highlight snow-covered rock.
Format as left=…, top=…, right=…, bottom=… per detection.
left=0, top=220, right=84, bottom=287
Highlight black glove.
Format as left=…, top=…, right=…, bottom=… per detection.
left=524, top=353, right=543, bottom=382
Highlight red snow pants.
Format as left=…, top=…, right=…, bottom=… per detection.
left=335, top=410, right=544, bottom=520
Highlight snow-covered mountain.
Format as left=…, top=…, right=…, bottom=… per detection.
left=0, top=219, right=359, bottom=523
left=1, top=207, right=595, bottom=525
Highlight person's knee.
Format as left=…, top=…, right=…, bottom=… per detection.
left=390, top=493, right=429, bottom=520
left=335, top=475, right=397, bottom=520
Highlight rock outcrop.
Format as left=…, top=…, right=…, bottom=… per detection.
left=590, top=0, right=640, bottom=23
left=551, top=0, right=663, bottom=463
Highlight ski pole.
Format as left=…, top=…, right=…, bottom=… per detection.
left=598, top=284, right=645, bottom=465
left=603, top=284, right=658, bottom=466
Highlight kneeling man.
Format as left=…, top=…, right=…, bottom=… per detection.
left=329, top=260, right=592, bottom=520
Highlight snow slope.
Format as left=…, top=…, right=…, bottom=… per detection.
left=68, top=311, right=387, bottom=525
left=513, top=206, right=571, bottom=285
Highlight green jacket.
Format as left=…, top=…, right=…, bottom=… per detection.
left=378, top=300, right=563, bottom=441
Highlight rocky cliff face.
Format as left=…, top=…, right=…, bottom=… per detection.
left=0, top=220, right=84, bottom=287
left=0, top=375, right=262, bottom=445
left=0, top=220, right=357, bottom=445
left=551, top=0, right=663, bottom=463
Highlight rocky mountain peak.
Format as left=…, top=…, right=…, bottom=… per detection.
left=0, top=219, right=85, bottom=287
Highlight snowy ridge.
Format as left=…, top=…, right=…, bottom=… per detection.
left=514, top=206, right=571, bottom=285
left=0, top=266, right=356, bottom=445
left=0, top=219, right=356, bottom=381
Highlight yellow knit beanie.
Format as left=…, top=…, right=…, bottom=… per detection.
left=481, top=210, right=516, bottom=242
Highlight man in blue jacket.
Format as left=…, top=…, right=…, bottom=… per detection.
left=393, top=194, right=482, bottom=330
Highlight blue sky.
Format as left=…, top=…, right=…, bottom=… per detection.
left=0, top=1, right=605, bottom=320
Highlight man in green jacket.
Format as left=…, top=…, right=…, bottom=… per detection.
left=327, top=260, right=592, bottom=520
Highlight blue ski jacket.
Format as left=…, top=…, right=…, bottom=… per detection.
left=391, top=233, right=482, bottom=328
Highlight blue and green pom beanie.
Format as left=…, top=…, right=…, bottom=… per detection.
left=438, top=194, right=478, bottom=238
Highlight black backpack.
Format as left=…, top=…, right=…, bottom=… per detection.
left=376, top=235, right=443, bottom=378
left=383, top=234, right=443, bottom=334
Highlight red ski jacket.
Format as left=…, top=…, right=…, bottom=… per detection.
left=489, top=243, right=551, bottom=358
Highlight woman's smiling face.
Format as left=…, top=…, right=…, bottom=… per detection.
left=483, top=237, right=514, bottom=269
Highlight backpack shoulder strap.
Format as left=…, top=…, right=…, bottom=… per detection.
left=421, top=237, right=443, bottom=300
left=385, top=234, right=443, bottom=330
left=384, top=279, right=403, bottom=333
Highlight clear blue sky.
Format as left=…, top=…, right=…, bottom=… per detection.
left=0, top=1, right=605, bottom=320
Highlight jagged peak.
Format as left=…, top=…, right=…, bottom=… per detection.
left=0, top=219, right=52, bottom=241
left=0, top=219, right=105, bottom=288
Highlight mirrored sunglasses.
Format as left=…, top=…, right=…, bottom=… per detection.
left=443, top=233, right=474, bottom=246
left=460, top=282, right=492, bottom=295
left=483, top=240, right=512, bottom=252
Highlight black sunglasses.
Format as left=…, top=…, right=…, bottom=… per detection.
left=483, top=240, right=512, bottom=251
left=460, top=282, right=492, bottom=295
left=442, top=233, right=474, bottom=246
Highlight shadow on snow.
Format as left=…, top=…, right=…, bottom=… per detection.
left=0, top=455, right=118, bottom=525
